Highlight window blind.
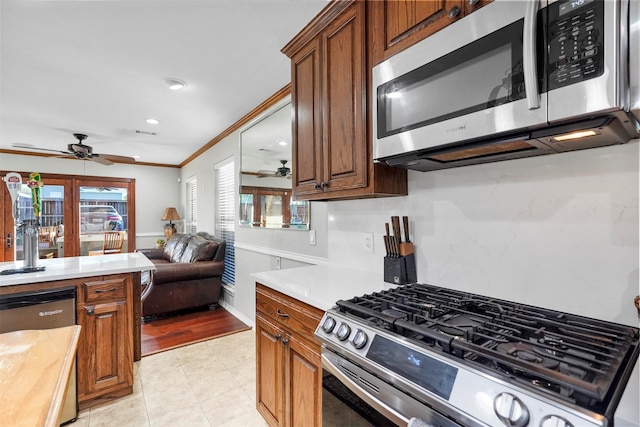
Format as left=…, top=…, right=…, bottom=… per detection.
left=215, top=158, right=235, bottom=285
left=185, top=178, right=197, bottom=234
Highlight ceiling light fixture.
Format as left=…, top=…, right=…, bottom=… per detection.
left=165, top=78, right=187, bottom=90
left=145, top=118, right=160, bottom=125
left=278, top=141, right=288, bottom=146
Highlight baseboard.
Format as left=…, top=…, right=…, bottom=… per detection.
left=219, top=300, right=254, bottom=328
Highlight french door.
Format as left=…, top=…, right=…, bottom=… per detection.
left=1, top=172, right=135, bottom=262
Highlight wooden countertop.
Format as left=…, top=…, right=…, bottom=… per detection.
left=0, top=326, right=81, bottom=427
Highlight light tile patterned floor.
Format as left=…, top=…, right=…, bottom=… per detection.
left=74, top=329, right=268, bottom=427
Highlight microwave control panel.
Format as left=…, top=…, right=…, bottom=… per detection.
left=547, top=0, right=604, bottom=90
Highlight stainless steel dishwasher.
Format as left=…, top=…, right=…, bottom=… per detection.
left=0, top=287, right=78, bottom=425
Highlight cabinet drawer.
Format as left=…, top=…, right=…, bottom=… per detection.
left=84, top=278, right=126, bottom=303
left=256, top=283, right=322, bottom=341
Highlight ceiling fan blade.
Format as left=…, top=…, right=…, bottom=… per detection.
left=89, top=155, right=114, bottom=166
left=96, top=153, right=137, bottom=164
left=11, top=144, right=71, bottom=155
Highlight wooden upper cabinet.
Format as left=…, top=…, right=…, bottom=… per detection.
left=322, top=3, right=367, bottom=193
left=370, top=0, right=492, bottom=65
left=291, top=38, right=322, bottom=195
left=283, top=0, right=407, bottom=201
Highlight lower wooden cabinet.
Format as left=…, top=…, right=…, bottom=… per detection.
left=256, top=284, right=323, bottom=427
left=0, top=273, right=135, bottom=408
left=77, top=275, right=134, bottom=404
left=256, top=315, right=285, bottom=426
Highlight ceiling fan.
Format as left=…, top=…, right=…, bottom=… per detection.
left=11, top=133, right=136, bottom=166
left=257, top=160, right=292, bottom=178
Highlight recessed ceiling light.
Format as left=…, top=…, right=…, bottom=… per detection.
left=278, top=141, right=288, bottom=146
left=165, top=78, right=187, bottom=90
left=145, top=118, right=160, bottom=125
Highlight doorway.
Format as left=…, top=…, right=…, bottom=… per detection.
left=1, top=171, right=135, bottom=261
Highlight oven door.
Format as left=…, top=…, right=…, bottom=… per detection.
left=373, top=0, right=548, bottom=161
left=322, top=348, right=470, bottom=427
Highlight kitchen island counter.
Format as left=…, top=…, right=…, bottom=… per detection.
left=251, top=264, right=397, bottom=311
left=0, top=252, right=155, bottom=287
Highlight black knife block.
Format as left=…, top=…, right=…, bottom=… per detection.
left=384, top=253, right=417, bottom=285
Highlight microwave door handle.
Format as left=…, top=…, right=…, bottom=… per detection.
left=523, top=0, right=540, bottom=110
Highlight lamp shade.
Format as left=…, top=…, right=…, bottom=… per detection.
left=161, top=207, right=181, bottom=222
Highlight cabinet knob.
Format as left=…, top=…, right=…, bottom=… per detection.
left=468, top=0, right=479, bottom=6
left=274, top=333, right=282, bottom=341
left=314, top=183, right=321, bottom=190
left=85, top=307, right=95, bottom=315
left=448, top=6, right=461, bottom=18
left=320, top=181, right=327, bottom=189
left=282, top=337, right=289, bottom=346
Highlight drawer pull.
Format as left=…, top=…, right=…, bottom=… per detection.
left=276, top=309, right=290, bottom=319
left=94, top=287, right=117, bottom=293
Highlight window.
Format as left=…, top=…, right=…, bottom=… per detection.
left=185, top=177, right=197, bottom=234
left=215, top=158, right=235, bottom=285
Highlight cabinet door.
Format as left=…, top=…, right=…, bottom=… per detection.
left=77, top=299, right=132, bottom=400
left=285, top=334, right=322, bottom=427
left=322, top=2, right=368, bottom=194
left=256, top=315, right=285, bottom=427
left=371, top=0, right=465, bottom=64
left=291, top=37, right=323, bottom=196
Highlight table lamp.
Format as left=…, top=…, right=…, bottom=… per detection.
left=161, top=207, right=181, bottom=239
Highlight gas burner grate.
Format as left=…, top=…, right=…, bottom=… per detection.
left=334, top=283, right=640, bottom=406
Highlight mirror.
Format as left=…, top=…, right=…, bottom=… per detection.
left=240, top=100, right=310, bottom=229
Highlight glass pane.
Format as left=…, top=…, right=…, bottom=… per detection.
left=379, top=20, right=524, bottom=137
left=261, top=195, right=282, bottom=228
left=240, top=194, right=254, bottom=226
left=78, top=186, right=128, bottom=256
left=290, top=200, right=309, bottom=229
left=14, top=184, right=64, bottom=260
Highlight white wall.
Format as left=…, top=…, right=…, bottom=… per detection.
left=0, top=153, right=181, bottom=248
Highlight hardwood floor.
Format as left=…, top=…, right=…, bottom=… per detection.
left=141, top=307, right=251, bottom=356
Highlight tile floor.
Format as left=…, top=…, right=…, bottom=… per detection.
left=74, top=329, right=268, bottom=427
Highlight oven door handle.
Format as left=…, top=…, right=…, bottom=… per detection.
left=321, top=353, right=410, bottom=426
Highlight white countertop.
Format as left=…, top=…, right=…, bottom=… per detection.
left=0, top=252, right=156, bottom=287
left=251, top=264, right=398, bottom=311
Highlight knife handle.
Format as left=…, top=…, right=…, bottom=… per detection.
left=402, top=216, right=410, bottom=243
left=391, top=216, right=401, bottom=239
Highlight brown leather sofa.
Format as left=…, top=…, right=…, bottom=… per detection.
left=137, top=232, right=225, bottom=320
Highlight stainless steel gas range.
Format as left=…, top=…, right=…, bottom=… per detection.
left=315, top=283, right=639, bottom=427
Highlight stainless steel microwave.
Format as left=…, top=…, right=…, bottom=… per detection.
left=373, top=0, right=640, bottom=171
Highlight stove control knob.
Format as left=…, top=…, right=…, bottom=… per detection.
left=540, top=415, right=573, bottom=427
left=351, top=330, right=368, bottom=349
left=335, top=323, right=351, bottom=341
left=494, top=393, right=529, bottom=427
left=321, top=316, right=336, bottom=334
